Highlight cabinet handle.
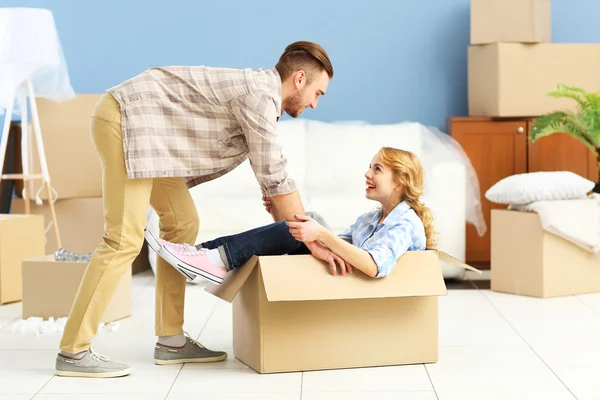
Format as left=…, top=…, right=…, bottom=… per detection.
left=517, top=127, right=525, bottom=134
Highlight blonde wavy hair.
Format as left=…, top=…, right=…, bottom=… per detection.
left=378, top=147, right=437, bottom=248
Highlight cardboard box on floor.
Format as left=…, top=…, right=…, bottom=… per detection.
left=468, top=43, right=600, bottom=117
left=15, top=94, right=103, bottom=201
left=206, top=251, right=479, bottom=374
left=491, top=209, right=600, bottom=298
left=0, top=215, right=45, bottom=305
left=470, top=0, right=551, bottom=45
left=21, top=255, right=131, bottom=321
left=11, top=197, right=150, bottom=274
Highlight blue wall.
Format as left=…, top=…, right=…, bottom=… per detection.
left=1, top=0, right=600, bottom=132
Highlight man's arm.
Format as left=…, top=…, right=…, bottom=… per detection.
left=268, top=190, right=306, bottom=222
left=231, top=91, right=306, bottom=222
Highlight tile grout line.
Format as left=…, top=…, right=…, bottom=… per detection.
left=479, top=290, right=579, bottom=400
left=0, top=316, right=19, bottom=332
left=424, top=363, right=440, bottom=400
left=574, top=295, right=600, bottom=316
left=164, top=363, right=186, bottom=400
left=195, top=299, right=219, bottom=341
left=29, top=371, right=56, bottom=399
left=165, top=299, right=229, bottom=398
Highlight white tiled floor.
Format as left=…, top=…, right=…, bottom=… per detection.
left=1, top=271, right=598, bottom=400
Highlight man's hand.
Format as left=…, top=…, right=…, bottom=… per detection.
left=261, top=191, right=272, bottom=214
left=286, top=214, right=325, bottom=243
left=304, top=241, right=352, bottom=276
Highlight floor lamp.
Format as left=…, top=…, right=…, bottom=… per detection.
left=0, top=7, right=76, bottom=248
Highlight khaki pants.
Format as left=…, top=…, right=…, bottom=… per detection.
left=60, top=93, right=199, bottom=353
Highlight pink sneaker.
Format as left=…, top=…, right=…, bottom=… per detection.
left=143, top=229, right=195, bottom=281
left=158, top=242, right=227, bottom=284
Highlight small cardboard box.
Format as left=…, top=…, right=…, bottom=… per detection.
left=0, top=214, right=45, bottom=305
left=12, top=197, right=104, bottom=254
left=22, top=255, right=132, bottom=321
left=16, top=94, right=103, bottom=200
left=470, top=0, right=551, bottom=45
left=11, top=197, right=150, bottom=274
left=206, top=251, right=477, bottom=374
left=491, top=209, right=600, bottom=298
left=468, top=43, right=600, bottom=117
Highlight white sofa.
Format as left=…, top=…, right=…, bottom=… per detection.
left=146, top=119, right=468, bottom=280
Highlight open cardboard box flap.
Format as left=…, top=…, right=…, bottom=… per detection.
left=206, top=250, right=479, bottom=303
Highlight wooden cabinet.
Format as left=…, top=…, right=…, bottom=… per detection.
left=448, top=117, right=597, bottom=268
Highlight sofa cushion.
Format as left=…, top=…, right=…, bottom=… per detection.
left=308, top=194, right=377, bottom=233
left=304, top=121, right=423, bottom=194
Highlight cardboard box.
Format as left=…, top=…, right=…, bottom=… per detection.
left=491, top=209, right=600, bottom=298
left=471, top=0, right=551, bottom=45
left=206, top=251, right=477, bottom=373
left=10, top=197, right=151, bottom=274
left=16, top=94, right=103, bottom=200
left=22, top=255, right=132, bottom=321
left=0, top=215, right=45, bottom=305
left=12, top=197, right=104, bottom=254
left=468, top=43, right=600, bottom=117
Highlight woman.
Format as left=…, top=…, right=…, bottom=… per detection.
left=145, top=147, right=436, bottom=284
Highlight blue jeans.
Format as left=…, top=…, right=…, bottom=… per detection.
left=198, top=212, right=329, bottom=270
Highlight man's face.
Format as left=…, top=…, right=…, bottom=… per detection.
left=283, top=70, right=329, bottom=118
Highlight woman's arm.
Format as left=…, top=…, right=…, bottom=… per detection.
left=318, top=230, right=379, bottom=277
left=286, top=215, right=379, bottom=277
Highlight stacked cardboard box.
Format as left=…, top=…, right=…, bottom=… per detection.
left=470, top=1, right=600, bottom=298
left=9, top=95, right=147, bottom=320
left=0, top=215, right=45, bottom=305
left=468, top=0, right=600, bottom=117
left=11, top=95, right=149, bottom=274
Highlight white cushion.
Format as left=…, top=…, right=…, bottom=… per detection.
left=277, top=119, right=308, bottom=192
left=485, top=171, right=596, bottom=205
left=195, top=159, right=258, bottom=196
left=308, top=194, right=377, bottom=233
left=304, top=121, right=423, bottom=194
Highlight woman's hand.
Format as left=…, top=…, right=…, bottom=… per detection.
left=304, top=241, right=351, bottom=276
left=286, top=214, right=326, bottom=243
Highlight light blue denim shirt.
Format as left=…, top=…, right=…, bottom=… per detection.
left=338, top=201, right=426, bottom=278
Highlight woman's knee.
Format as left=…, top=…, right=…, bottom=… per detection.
left=306, top=211, right=330, bottom=229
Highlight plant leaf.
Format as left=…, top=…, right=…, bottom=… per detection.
left=546, top=85, right=591, bottom=111
left=530, top=120, right=596, bottom=152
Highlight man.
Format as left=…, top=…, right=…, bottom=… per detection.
left=55, top=41, right=341, bottom=378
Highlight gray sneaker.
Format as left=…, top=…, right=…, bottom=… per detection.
left=154, top=334, right=227, bottom=365
left=55, top=348, right=131, bottom=378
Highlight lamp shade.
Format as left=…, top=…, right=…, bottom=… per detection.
left=0, top=7, right=75, bottom=115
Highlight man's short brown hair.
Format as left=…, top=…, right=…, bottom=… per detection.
left=275, top=41, right=334, bottom=82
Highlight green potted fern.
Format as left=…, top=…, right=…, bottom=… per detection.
left=530, top=84, right=600, bottom=193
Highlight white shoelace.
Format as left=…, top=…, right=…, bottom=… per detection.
left=184, top=331, right=205, bottom=348
left=172, top=243, right=207, bottom=257
left=88, top=346, right=110, bottom=362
